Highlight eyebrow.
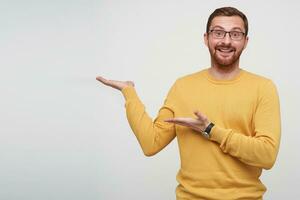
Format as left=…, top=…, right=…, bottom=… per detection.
left=211, top=25, right=244, bottom=32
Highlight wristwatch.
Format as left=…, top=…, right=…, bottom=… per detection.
left=201, top=122, right=215, bottom=139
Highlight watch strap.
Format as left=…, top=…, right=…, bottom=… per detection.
left=204, top=122, right=215, bottom=135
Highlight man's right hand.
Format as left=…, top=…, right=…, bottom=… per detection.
left=96, top=76, right=135, bottom=91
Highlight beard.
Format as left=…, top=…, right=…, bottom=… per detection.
left=209, top=44, right=243, bottom=67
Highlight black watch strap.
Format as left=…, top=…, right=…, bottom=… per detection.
left=204, top=122, right=215, bottom=134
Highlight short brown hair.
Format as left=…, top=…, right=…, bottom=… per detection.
left=206, top=7, right=248, bottom=36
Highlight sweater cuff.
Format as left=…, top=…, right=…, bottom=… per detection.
left=209, top=125, right=230, bottom=144
left=121, top=86, right=138, bottom=101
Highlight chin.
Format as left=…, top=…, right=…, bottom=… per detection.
left=216, top=58, right=235, bottom=67
left=214, top=53, right=240, bottom=68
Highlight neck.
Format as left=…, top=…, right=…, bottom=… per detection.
left=209, top=61, right=241, bottom=80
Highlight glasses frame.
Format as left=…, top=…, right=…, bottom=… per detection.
left=209, top=29, right=246, bottom=41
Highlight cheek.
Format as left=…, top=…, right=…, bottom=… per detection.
left=207, top=39, right=218, bottom=49
left=233, top=41, right=246, bottom=51
left=236, top=44, right=245, bottom=52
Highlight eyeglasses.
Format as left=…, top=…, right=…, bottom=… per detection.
left=209, top=30, right=245, bottom=41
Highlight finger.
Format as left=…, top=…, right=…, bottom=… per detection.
left=96, top=76, right=109, bottom=85
left=96, top=76, right=119, bottom=89
left=164, top=118, right=175, bottom=122
left=165, top=120, right=190, bottom=127
left=165, top=119, right=202, bottom=131
left=96, top=76, right=103, bottom=81
left=165, top=118, right=186, bottom=124
left=194, top=111, right=206, bottom=120
left=164, top=118, right=174, bottom=122
left=165, top=117, right=189, bottom=122
left=165, top=118, right=196, bottom=126
left=164, top=119, right=182, bottom=124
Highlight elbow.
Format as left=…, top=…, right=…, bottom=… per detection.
left=262, top=154, right=277, bottom=170
left=143, top=149, right=158, bottom=157
left=262, top=160, right=275, bottom=170
left=261, top=146, right=278, bottom=170
left=257, top=139, right=279, bottom=170
left=141, top=142, right=160, bottom=157
left=144, top=152, right=155, bottom=157
left=139, top=141, right=160, bottom=157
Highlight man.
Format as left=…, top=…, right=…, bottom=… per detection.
left=97, top=7, right=281, bottom=200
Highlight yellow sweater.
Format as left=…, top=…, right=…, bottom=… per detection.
left=121, top=69, right=281, bottom=200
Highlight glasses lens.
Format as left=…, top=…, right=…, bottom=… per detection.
left=230, top=31, right=243, bottom=40
left=210, top=30, right=244, bottom=40
left=212, top=30, right=225, bottom=38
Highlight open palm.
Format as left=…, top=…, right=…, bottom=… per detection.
left=96, top=76, right=134, bottom=91
left=164, top=111, right=210, bottom=133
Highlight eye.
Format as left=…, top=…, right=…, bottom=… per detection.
left=231, top=31, right=240, bottom=37
left=214, top=30, right=224, bottom=36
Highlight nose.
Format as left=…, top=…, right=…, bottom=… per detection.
left=222, top=32, right=231, bottom=45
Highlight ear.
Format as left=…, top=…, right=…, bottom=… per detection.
left=204, top=33, right=208, bottom=47
left=243, top=36, right=249, bottom=50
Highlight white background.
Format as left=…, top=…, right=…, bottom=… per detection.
left=1, top=0, right=299, bottom=199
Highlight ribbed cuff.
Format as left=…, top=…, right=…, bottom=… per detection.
left=209, top=125, right=230, bottom=144
left=121, top=86, right=138, bottom=101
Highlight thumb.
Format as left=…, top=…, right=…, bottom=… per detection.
left=194, top=110, right=206, bottom=120
left=125, top=81, right=135, bottom=87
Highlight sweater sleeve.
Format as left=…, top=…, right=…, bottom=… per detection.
left=121, top=84, right=177, bottom=156
left=209, top=80, right=281, bottom=169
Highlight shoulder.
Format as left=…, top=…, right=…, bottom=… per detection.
left=242, top=70, right=279, bottom=98
left=242, top=70, right=272, bottom=82
left=242, top=70, right=277, bottom=87
left=174, top=69, right=207, bottom=85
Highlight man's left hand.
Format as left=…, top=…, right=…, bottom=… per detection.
left=164, top=111, right=210, bottom=133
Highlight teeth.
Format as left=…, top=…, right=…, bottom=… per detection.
left=218, top=49, right=233, bottom=53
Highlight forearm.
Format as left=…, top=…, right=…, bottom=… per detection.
left=122, top=86, right=175, bottom=156
left=210, top=125, right=280, bottom=169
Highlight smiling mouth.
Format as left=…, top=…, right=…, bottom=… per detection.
left=217, top=47, right=235, bottom=53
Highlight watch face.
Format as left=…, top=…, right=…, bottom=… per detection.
left=202, top=132, right=210, bottom=139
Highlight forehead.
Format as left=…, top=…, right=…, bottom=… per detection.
left=210, top=16, right=245, bottom=31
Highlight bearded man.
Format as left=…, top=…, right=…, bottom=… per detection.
left=96, top=7, right=281, bottom=200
